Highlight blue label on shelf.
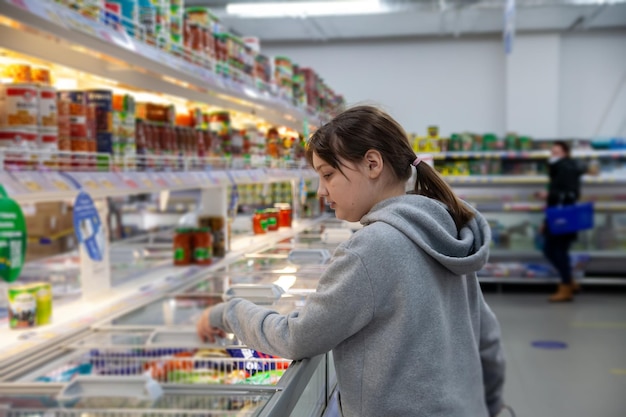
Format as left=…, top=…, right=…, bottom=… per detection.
left=73, top=191, right=104, bottom=261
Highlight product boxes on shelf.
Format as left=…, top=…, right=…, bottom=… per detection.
left=24, top=202, right=74, bottom=237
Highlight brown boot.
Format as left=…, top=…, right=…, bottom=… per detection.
left=549, top=284, right=574, bottom=302
left=572, top=281, right=581, bottom=293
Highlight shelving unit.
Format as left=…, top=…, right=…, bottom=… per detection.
left=0, top=1, right=331, bottom=400
left=0, top=0, right=325, bottom=132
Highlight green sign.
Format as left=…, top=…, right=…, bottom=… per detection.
left=0, top=185, right=27, bottom=283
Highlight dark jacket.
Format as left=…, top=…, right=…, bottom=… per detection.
left=547, top=158, right=585, bottom=207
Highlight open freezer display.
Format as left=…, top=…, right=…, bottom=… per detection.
left=0, top=388, right=274, bottom=416
left=20, top=330, right=291, bottom=387
left=97, top=294, right=224, bottom=329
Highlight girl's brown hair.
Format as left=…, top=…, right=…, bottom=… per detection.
left=305, top=105, right=474, bottom=230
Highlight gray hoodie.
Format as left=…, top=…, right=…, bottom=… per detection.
left=210, top=194, right=505, bottom=417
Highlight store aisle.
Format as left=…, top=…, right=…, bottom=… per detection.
left=485, top=292, right=626, bottom=417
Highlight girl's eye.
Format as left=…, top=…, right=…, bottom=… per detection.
left=323, top=173, right=333, bottom=179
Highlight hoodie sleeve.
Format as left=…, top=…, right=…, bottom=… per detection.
left=478, top=294, right=506, bottom=417
left=209, top=245, right=375, bottom=360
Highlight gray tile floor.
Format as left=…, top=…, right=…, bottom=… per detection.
left=485, top=293, right=626, bottom=417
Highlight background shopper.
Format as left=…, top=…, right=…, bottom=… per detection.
left=198, top=106, right=506, bottom=417
left=537, top=141, right=588, bottom=302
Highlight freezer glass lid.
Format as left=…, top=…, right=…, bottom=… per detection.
left=107, top=294, right=223, bottom=327
left=0, top=391, right=272, bottom=414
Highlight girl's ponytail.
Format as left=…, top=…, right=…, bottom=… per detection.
left=413, top=162, right=474, bottom=231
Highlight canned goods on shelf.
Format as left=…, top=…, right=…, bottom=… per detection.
left=69, top=102, right=87, bottom=138
left=0, top=128, right=37, bottom=148
left=86, top=90, right=113, bottom=133
left=37, top=86, right=57, bottom=128
left=1, top=64, right=32, bottom=83
left=57, top=90, right=86, bottom=105
left=31, top=67, right=51, bottom=85
left=38, top=127, right=58, bottom=150
left=0, top=84, right=39, bottom=129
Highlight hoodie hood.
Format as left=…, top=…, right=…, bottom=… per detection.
left=360, top=194, right=491, bottom=276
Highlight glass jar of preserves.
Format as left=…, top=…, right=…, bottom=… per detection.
left=193, top=228, right=213, bottom=265
left=265, top=209, right=279, bottom=232
left=173, top=228, right=192, bottom=266
left=275, top=203, right=292, bottom=228
left=253, top=210, right=266, bottom=235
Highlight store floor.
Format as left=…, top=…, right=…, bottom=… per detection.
left=485, top=292, right=626, bottom=417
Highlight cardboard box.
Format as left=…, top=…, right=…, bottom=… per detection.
left=26, top=234, right=77, bottom=262
left=25, top=202, right=73, bottom=237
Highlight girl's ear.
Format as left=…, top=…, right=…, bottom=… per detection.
left=363, top=149, right=384, bottom=179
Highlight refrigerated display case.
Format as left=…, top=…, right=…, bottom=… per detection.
left=446, top=174, right=626, bottom=285
left=1, top=222, right=339, bottom=417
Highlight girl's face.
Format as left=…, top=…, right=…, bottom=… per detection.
left=312, top=152, right=378, bottom=222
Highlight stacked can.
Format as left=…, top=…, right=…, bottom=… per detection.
left=0, top=80, right=38, bottom=155
left=170, top=0, right=184, bottom=55
left=57, top=91, right=93, bottom=169
left=274, top=56, right=293, bottom=101
left=86, top=90, right=113, bottom=170
left=253, top=54, right=272, bottom=92
left=208, top=111, right=231, bottom=155
left=292, top=65, right=307, bottom=108
left=112, top=94, right=136, bottom=162
left=185, top=7, right=219, bottom=68
left=137, top=0, right=157, bottom=43
left=151, top=0, right=171, bottom=50
left=105, top=0, right=138, bottom=38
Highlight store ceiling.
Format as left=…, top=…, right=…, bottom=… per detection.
left=186, top=0, right=626, bottom=41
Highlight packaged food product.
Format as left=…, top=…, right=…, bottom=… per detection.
left=210, top=217, right=226, bottom=257
left=173, top=228, right=192, bottom=266
left=275, top=203, right=292, bottom=228
left=38, top=127, right=58, bottom=150
left=193, top=228, right=213, bottom=265
left=69, top=110, right=87, bottom=139
left=0, top=84, right=38, bottom=128
left=0, top=128, right=37, bottom=149
left=1, top=64, right=32, bottom=83
left=152, top=0, right=170, bottom=48
left=138, top=0, right=156, bottom=43
left=57, top=90, right=86, bottom=104
left=31, top=67, right=51, bottom=85
left=97, top=132, right=114, bottom=154
left=86, top=89, right=113, bottom=133
left=71, top=137, right=89, bottom=153
left=37, top=86, right=57, bottom=127
left=170, top=3, right=184, bottom=45
left=252, top=210, right=266, bottom=235
left=8, top=282, right=52, bottom=328
left=265, top=209, right=279, bottom=232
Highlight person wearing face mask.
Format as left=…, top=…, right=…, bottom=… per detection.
left=197, top=106, right=506, bottom=417
left=536, top=141, right=587, bottom=302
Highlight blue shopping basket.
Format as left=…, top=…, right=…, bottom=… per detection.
left=546, top=202, right=594, bottom=235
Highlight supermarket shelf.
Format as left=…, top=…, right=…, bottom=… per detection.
left=444, top=175, right=626, bottom=185
left=2, top=168, right=316, bottom=205
left=479, top=277, right=626, bottom=286
left=0, top=0, right=322, bottom=132
left=490, top=249, right=626, bottom=259
left=472, top=202, right=626, bottom=212
left=432, top=149, right=626, bottom=160
left=0, top=215, right=327, bottom=379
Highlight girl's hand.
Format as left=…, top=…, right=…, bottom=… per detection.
left=196, top=307, right=227, bottom=343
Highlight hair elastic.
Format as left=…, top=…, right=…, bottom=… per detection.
left=412, top=157, right=422, bottom=167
